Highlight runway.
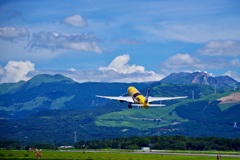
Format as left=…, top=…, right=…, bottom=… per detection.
left=61, top=149, right=240, bottom=158
left=133, top=150, right=240, bottom=158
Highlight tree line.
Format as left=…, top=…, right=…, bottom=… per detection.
left=75, top=135, right=240, bottom=151
left=1, top=136, right=240, bottom=151
left=0, top=140, right=57, bottom=150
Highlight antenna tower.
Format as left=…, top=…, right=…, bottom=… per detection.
left=74, top=131, right=77, bottom=143
left=191, top=90, right=194, bottom=99
left=233, top=84, right=237, bottom=91
left=214, top=85, right=217, bottom=94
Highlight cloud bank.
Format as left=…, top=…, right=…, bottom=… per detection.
left=0, top=27, right=29, bottom=42
left=198, top=40, right=240, bottom=56
left=161, top=42, right=240, bottom=81
left=56, top=54, right=164, bottom=82
left=0, top=61, right=35, bottom=83
left=27, top=32, right=102, bottom=53
left=0, top=55, right=164, bottom=83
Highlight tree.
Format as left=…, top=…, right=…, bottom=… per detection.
left=126, top=144, right=139, bottom=150
left=233, top=138, right=240, bottom=151
left=173, top=141, right=186, bottom=150
left=0, top=140, right=21, bottom=150
left=136, top=138, right=150, bottom=147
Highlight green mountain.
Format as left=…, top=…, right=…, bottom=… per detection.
left=0, top=73, right=239, bottom=145
left=0, top=74, right=150, bottom=119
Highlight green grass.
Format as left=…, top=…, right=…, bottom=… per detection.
left=197, top=91, right=235, bottom=101
left=20, top=97, right=51, bottom=111
left=218, top=102, right=239, bottom=111
left=50, top=95, right=75, bottom=109
left=0, top=150, right=239, bottom=160
left=95, top=105, right=188, bottom=129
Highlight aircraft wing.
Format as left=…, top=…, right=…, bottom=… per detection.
left=96, top=95, right=134, bottom=103
left=148, top=96, right=188, bottom=103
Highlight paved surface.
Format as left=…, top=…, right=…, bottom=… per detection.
left=133, top=150, right=240, bottom=158
left=60, top=149, right=240, bottom=158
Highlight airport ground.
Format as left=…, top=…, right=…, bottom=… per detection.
left=0, top=149, right=240, bottom=160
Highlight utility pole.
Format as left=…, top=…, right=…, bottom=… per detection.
left=74, top=131, right=77, bottom=143
left=233, top=83, right=237, bottom=91
left=191, top=90, right=194, bottom=99
left=214, top=85, right=217, bottom=94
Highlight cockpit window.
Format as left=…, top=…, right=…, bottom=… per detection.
left=136, top=97, right=140, bottom=102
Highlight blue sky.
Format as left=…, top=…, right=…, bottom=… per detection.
left=0, top=0, right=240, bottom=83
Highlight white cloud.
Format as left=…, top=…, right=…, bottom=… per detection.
left=161, top=52, right=240, bottom=80
left=224, top=71, right=240, bottom=82
left=168, top=53, right=194, bottom=65
left=163, top=52, right=240, bottom=71
left=58, top=69, right=164, bottom=83
left=63, top=14, right=87, bottom=27
left=161, top=53, right=228, bottom=74
left=67, top=68, right=77, bottom=72
left=0, top=61, right=35, bottom=83
left=198, top=40, right=240, bottom=56
left=99, top=54, right=145, bottom=74
left=96, top=54, right=164, bottom=82
left=37, top=54, right=164, bottom=82
left=0, top=55, right=164, bottom=83
left=163, top=53, right=198, bottom=69
left=27, top=32, right=102, bottom=54
left=0, top=27, right=29, bottom=42
left=231, top=59, right=240, bottom=68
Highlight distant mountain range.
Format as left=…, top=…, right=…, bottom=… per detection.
left=0, top=72, right=239, bottom=144
left=161, top=72, right=238, bottom=88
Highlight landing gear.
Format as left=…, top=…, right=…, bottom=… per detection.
left=128, top=103, right=132, bottom=109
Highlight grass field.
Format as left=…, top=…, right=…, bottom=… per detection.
left=95, top=105, right=188, bottom=130
left=0, top=150, right=240, bottom=160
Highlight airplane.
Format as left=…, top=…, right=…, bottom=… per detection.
left=96, top=86, right=187, bottom=109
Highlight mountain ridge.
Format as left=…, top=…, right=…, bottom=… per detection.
left=0, top=72, right=239, bottom=144
left=0, top=72, right=238, bottom=120
left=161, top=72, right=238, bottom=88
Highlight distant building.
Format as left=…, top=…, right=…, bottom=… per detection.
left=59, top=146, right=74, bottom=149
left=141, top=147, right=150, bottom=152
left=28, top=148, right=37, bottom=152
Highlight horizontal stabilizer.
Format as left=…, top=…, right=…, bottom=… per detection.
left=148, top=96, right=188, bottom=102
left=148, top=104, right=166, bottom=107
left=132, top=104, right=166, bottom=107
